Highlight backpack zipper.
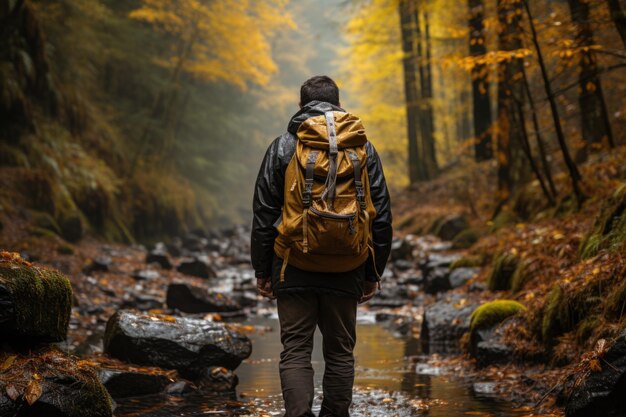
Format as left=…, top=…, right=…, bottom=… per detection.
left=309, top=207, right=357, bottom=235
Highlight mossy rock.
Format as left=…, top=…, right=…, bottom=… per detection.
left=490, top=210, right=519, bottom=232
left=29, top=210, right=61, bottom=235
left=487, top=252, right=519, bottom=291
left=470, top=300, right=527, bottom=336
left=511, top=258, right=532, bottom=293
left=541, top=285, right=570, bottom=345
left=452, top=228, right=480, bottom=249
left=0, top=348, right=113, bottom=417
left=450, top=254, right=485, bottom=270
left=579, top=183, right=626, bottom=259
left=0, top=252, right=73, bottom=343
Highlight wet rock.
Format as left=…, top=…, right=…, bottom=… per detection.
left=393, top=259, right=414, bottom=272
left=473, top=382, right=498, bottom=397
left=423, top=267, right=451, bottom=294
left=448, top=267, right=479, bottom=288
left=103, top=310, right=252, bottom=378
left=131, top=269, right=160, bottom=281
left=565, top=330, right=626, bottom=417
left=0, top=348, right=112, bottom=417
left=419, top=253, right=460, bottom=273
left=82, top=256, right=112, bottom=274
left=197, top=367, right=238, bottom=393
left=177, top=258, right=217, bottom=279
left=434, top=214, right=469, bottom=241
left=121, top=293, right=163, bottom=311
left=475, top=339, right=513, bottom=367
left=146, top=250, right=172, bottom=269
left=231, top=291, right=258, bottom=308
left=182, top=233, right=208, bottom=252
left=0, top=253, right=72, bottom=343
left=368, top=286, right=409, bottom=308
left=166, top=282, right=241, bottom=313
left=165, top=238, right=183, bottom=257
left=390, top=238, right=413, bottom=261
left=420, top=294, right=479, bottom=354
left=397, top=274, right=423, bottom=286
left=98, top=368, right=172, bottom=399
left=165, top=380, right=197, bottom=396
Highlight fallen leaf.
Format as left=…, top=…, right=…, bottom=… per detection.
left=24, top=379, right=42, bottom=405
left=0, top=355, right=17, bottom=371
left=6, top=385, right=19, bottom=401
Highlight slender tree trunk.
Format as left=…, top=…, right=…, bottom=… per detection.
left=419, top=10, right=438, bottom=178
left=522, top=0, right=586, bottom=206
left=567, top=0, right=615, bottom=162
left=399, top=0, right=423, bottom=184
left=607, top=0, right=626, bottom=48
left=521, top=66, right=558, bottom=198
left=468, top=0, right=493, bottom=161
left=496, top=0, right=529, bottom=201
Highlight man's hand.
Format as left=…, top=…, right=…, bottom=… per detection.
left=359, top=281, right=379, bottom=304
left=256, top=278, right=275, bottom=299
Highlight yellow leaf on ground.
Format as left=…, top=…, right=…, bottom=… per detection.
left=24, top=379, right=42, bottom=405
left=0, top=355, right=17, bottom=371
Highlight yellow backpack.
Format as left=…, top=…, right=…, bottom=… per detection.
left=274, top=111, right=377, bottom=281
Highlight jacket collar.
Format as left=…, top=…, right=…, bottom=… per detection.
left=287, top=101, right=345, bottom=135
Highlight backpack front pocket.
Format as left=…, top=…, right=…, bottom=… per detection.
left=305, top=206, right=360, bottom=255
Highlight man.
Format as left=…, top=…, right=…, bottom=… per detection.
left=251, top=75, right=392, bottom=417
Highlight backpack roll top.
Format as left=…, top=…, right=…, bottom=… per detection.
left=274, top=111, right=377, bottom=280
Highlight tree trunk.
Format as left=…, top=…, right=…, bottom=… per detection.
left=567, top=0, right=615, bottom=163
left=468, top=0, right=493, bottom=161
left=495, top=0, right=530, bottom=201
left=607, top=0, right=626, bottom=48
left=399, top=0, right=423, bottom=184
left=523, top=0, right=586, bottom=206
left=418, top=10, right=438, bottom=178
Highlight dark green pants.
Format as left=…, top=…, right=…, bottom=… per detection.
left=277, top=292, right=357, bottom=417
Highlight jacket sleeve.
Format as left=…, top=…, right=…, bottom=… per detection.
left=251, top=137, right=284, bottom=279
left=365, top=142, right=393, bottom=281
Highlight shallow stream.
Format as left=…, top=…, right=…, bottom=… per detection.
left=115, top=313, right=527, bottom=417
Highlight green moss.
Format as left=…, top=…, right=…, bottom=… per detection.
left=28, top=226, right=58, bottom=238
left=0, top=258, right=73, bottom=342
left=452, top=228, right=480, bottom=249
left=29, top=210, right=61, bottom=235
left=487, top=252, right=519, bottom=291
left=470, top=300, right=526, bottom=336
left=450, top=254, right=485, bottom=270
left=579, top=183, right=626, bottom=259
left=56, top=243, right=75, bottom=255
left=511, top=259, right=531, bottom=293
left=541, top=285, right=570, bottom=345
left=490, top=210, right=519, bottom=232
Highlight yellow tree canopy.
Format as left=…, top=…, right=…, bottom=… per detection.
left=130, top=0, right=294, bottom=89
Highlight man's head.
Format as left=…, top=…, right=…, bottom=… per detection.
left=300, top=75, right=340, bottom=108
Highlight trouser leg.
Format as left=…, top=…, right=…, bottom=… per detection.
left=317, top=294, right=357, bottom=417
left=277, top=292, right=319, bottom=417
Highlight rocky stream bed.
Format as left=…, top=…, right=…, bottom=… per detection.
left=1, top=223, right=623, bottom=416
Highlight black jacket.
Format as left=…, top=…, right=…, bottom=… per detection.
left=251, top=101, right=393, bottom=298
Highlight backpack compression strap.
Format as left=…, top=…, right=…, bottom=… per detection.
left=321, top=111, right=339, bottom=209
left=348, top=150, right=370, bottom=249
left=302, top=151, right=319, bottom=254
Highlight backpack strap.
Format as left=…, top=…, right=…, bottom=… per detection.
left=302, top=150, right=318, bottom=254
left=321, top=111, right=339, bottom=209
left=348, top=150, right=366, bottom=211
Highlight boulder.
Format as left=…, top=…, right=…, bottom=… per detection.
left=367, top=286, right=409, bottom=308
left=98, top=368, right=172, bottom=399
left=420, top=294, right=479, bottom=354
left=145, top=250, right=172, bottom=269
left=82, top=256, right=112, bottom=274
left=434, top=214, right=469, bottom=241
left=0, top=253, right=72, bottom=343
left=565, top=331, right=626, bottom=417
left=448, top=267, right=480, bottom=289
left=423, top=267, right=451, bottom=294
left=390, top=238, right=413, bottom=261
left=103, top=310, right=251, bottom=378
left=166, top=283, right=241, bottom=313
left=177, top=258, right=217, bottom=279
left=0, top=348, right=112, bottom=417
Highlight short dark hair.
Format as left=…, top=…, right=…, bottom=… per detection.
left=300, top=75, right=340, bottom=106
